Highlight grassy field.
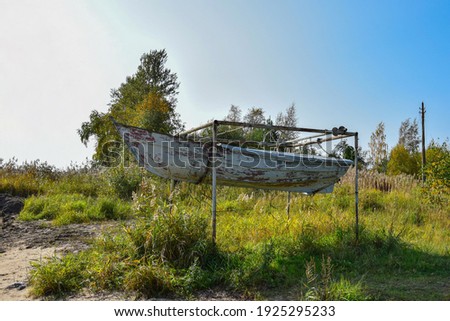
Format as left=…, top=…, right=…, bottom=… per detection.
left=1, top=160, right=448, bottom=300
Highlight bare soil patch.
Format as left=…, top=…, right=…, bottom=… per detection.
left=0, top=194, right=116, bottom=300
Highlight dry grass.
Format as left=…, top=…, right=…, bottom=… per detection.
left=340, top=168, right=420, bottom=192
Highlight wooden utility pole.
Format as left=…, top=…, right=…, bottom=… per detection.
left=420, top=102, right=426, bottom=183
left=354, top=132, right=359, bottom=243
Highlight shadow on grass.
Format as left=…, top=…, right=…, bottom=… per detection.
left=262, top=228, right=450, bottom=300
left=28, top=223, right=449, bottom=301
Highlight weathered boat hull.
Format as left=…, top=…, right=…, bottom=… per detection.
left=113, top=122, right=353, bottom=194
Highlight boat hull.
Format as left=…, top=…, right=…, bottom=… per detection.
left=113, top=122, right=353, bottom=194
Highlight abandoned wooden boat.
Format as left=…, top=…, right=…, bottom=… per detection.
left=112, top=121, right=353, bottom=194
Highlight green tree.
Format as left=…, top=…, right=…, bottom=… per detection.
left=225, top=104, right=242, bottom=122
left=198, top=105, right=246, bottom=144
left=329, top=140, right=366, bottom=169
left=387, top=144, right=420, bottom=176
left=78, top=49, right=183, bottom=165
left=386, top=118, right=421, bottom=176
left=243, top=107, right=265, bottom=125
left=368, top=122, right=388, bottom=172
left=423, top=140, right=450, bottom=203
left=275, top=103, right=298, bottom=141
left=242, top=107, right=266, bottom=142
left=398, top=118, right=420, bottom=154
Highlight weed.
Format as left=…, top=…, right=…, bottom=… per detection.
left=124, top=263, right=175, bottom=298
left=125, top=209, right=211, bottom=269
left=328, top=277, right=369, bottom=301
left=29, top=253, right=87, bottom=298
left=302, top=256, right=333, bottom=300
left=106, top=165, right=143, bottom=199
left=302, top=256, right=369, bottom=300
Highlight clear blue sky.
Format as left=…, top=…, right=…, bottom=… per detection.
left=1, top=0, right=449, bottom=167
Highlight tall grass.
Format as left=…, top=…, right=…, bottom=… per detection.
left=29, top=206, right=214, bottom=298
left=0, top=158, right=105, bottom=197
left=340, top=167, right=420, bottom=192
left=19, top=194, right=132, bottom=225
left=4, top=159, right=447, bottom=300
left=29, top=253, right=88, bottom=297
left=27, top=178, right=449, bottom=299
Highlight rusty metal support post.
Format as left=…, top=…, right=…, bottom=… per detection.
left=354, top=133, right=359, bottom=242
left=420, top=102, right=426, bottom=184
left=286, top=192, right=291, bottom=218
left=211, top=121, right=218, bottom=244
left=168, top=179, right=177, bottom=214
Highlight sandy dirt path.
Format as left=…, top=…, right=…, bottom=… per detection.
left=0, top=194, right=107, bottom=300
left=0, top=246, right=58, bottom=300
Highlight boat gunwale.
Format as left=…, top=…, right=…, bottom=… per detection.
left=115, top=121, right=354, bottom=168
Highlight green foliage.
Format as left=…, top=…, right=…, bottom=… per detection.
left=228, top=241, right=280, bottom=290
left=125, top=210, right=211, bottom=269
left=27, top=202, right=213, bottom=299
left=387, top=144, right=420, bottom=176
left=78, top=49, right=183, bottom=164
left=51, top=170, right=105, bottom=197
left=398, top=118, right=420, bottom=154
left=361, top=189, right=385, bottom=211
left=423, top=140, right=450, bottom=205
left=131, top=177, right=175, bottom=216
left=105, top=165, right=143, bottom=199
left=332, top=140, right=358, bottom=161
left=29, top=253, right=88, bottom=298
left=19, top=194, right=132, bottom=225
left=331, top=184, right=352, bottom=210
left=124, top=264, right=175, bottom=298
left=368, top=122, right=388, bottom=173
left=327, top=277, right=369, bottom=301
left=0, top=158, right=56, bottom=196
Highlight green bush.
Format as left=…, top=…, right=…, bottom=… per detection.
left=106, top=165, right=143, bottom=199
left=423, top=140, right=450, bottom=205
left=50, top=171, right=106, bottom=197
left=332, top=185, right=352, bottom=210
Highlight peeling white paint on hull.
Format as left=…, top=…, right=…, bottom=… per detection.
left=113, top=122, right=353, bottom=194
